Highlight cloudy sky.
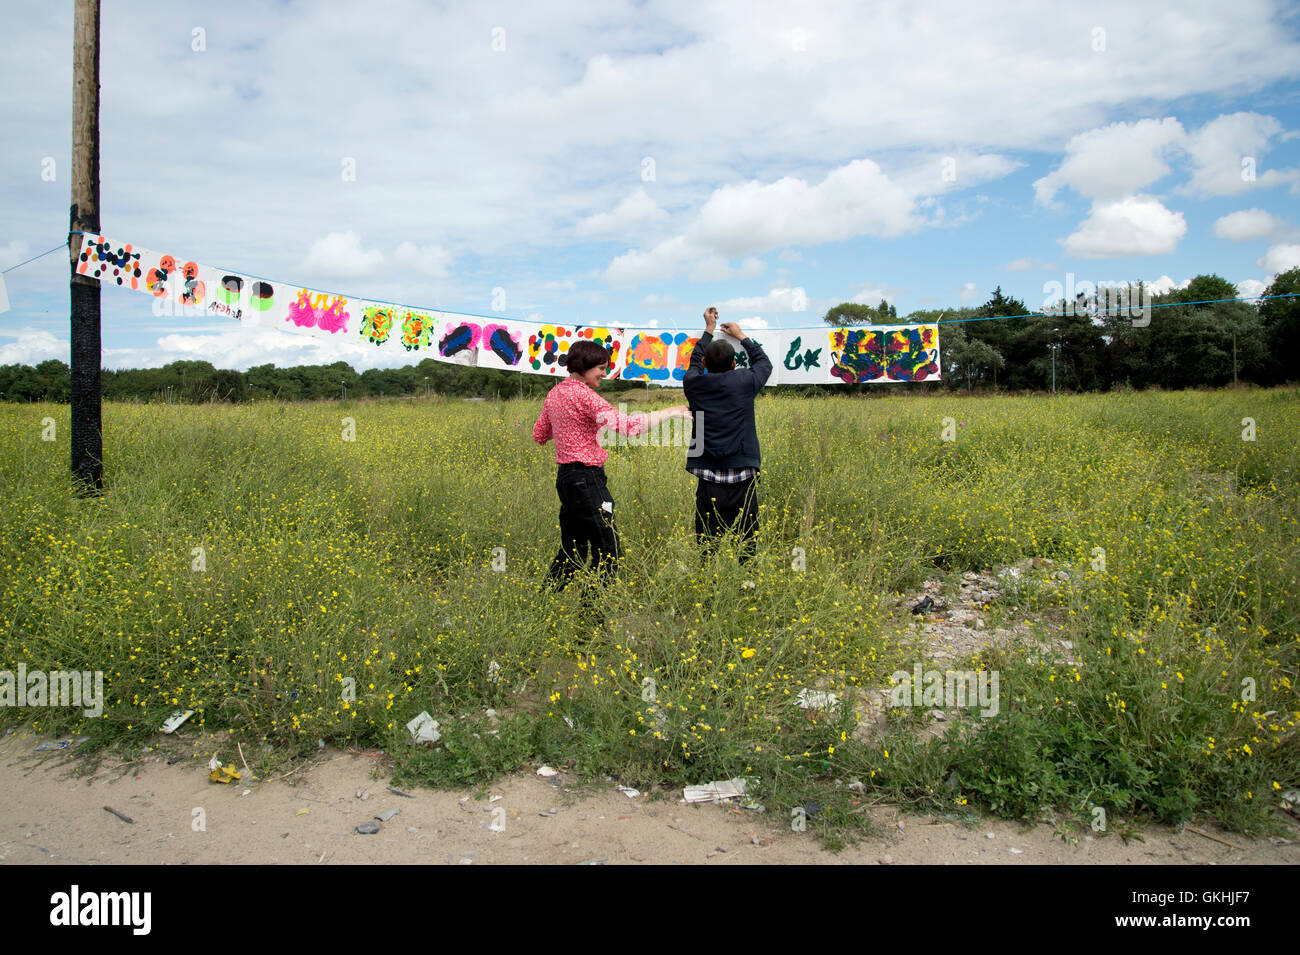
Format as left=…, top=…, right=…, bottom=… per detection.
left=2, top=0, right=1299, bottom=371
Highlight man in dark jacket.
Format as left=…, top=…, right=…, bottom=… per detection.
left=683, top=307, right=772, bottom=563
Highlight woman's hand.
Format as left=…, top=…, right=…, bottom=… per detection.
left=645, top=405, right=693, bottom=427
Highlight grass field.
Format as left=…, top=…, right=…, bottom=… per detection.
left=2, top=388, right=1297, bottom=844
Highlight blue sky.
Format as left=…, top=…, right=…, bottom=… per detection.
left=3, top=0, right=1300, bottom=371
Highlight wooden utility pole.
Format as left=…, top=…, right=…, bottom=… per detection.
left=69, top=0, right=103, bottom=492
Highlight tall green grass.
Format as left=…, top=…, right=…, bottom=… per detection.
left=1, top=388, right=1295, bottom=839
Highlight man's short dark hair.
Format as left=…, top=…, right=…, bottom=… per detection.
left=567, top=340, right=612, bottom=375
left=704, top=339, right=736, bottom=374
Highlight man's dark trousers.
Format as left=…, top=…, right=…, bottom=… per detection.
left=694, top=474, right=758, bottom=563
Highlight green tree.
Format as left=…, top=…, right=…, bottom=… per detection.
left=1258, top=267, right=1300, bottom=384
left=823, top=300, right=899, bottom=326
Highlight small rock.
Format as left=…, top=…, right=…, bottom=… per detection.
left=537, top=765, right=558, bottom=777
left=986, top=832, right=995, bottom=840
left=355, top=821, right=380, bottom=835
left=879, top=854, right=893, bottom=864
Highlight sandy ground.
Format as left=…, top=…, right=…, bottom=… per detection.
left=2, top=730, right=1296, bottom=865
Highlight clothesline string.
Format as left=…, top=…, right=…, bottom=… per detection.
left=0, top=233, right=1291, bottom=330
left=1, top=242, right=67, bottom=274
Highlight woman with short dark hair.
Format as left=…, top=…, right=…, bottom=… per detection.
left=534, top=340, right=690, bottom=589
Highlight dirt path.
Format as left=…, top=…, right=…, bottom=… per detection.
left=2, top=730, right=1295, bottom=865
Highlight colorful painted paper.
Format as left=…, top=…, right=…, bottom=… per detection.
left=623, top=331, right=701, bottom=382
left=828, top=324, right=941, bottom=383
left=476, top=320, right=528, bottom=370
left=716, top=332, right=780, bottom=386
left=774, top=331, right=833, bottom=384
left=74, top=234, right=939, bottom=384
left=435, top=317, right=481, bottom=366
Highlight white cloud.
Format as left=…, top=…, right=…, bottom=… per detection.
left=1147, top=275, right=1192, bottom=296
left=574, top=188, right=669, bottom=237
left=1257, top=244, right=1300, bottom=274
left=1237, top=278, right=1268, bottom=299
left=692, top=159, right=918, bottom=256
left=640, top=293, right=675, bottom=306
left=1034, top=118, right=1185, bottom=206
left=717, top=288, right=808, bottom=312
left=300, top=232, right=385, bottom=278
left=604, top=236, right=765, bottom=284
left=1063, top=196, right=1187, bottom=258
left=392, top=241, right=453, bottom=278
left=605, top=152, right=1016, bottom=283
left=1180, top=112, right=1292, bottom=197
left=850, top=287, right=889, bottom=307
left=1213, top=208, right=1295, bottom=242
left=735, top=316, right=769, bottom=329
left=692, top=154, right=1017, bottom=258
left=0, top=327, right=65, bottom=364
left=691, top=254, right=765, bottom=283
left=958, top=282, right=978, bottom=303
left=543, top=279, right=577, bottom=290
left=778, top=249, right=803, bottom=263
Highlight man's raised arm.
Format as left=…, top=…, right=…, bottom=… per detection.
left=685, top=307, right=717, bottom=382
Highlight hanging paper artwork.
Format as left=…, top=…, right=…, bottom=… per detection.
left=201, top=272, right=286, bottom=327
left=359, top=303, right=398, bottom=345
left=716, top=332, right=780, bottom=386
left=672, top=334, right=700, bottom=382
left=436, top=318, right=481, bottom=366
left=397, top=309, right=437, bottom=351
left=285, top=288, right=351, bottom=336
left=527, top=324, right=573, bottom=375
left=622, top=331, right=673, bottom=381
left=775, top=331, right=831, bottom=384
left=74, top=233, right=940, bottom=384
left=209, top=274, right=246, bottom=321
left=77, top=235, right=143, bottom=290
left=576, top=325, right=625, bottom=378
left=622, top=331, right=700, bottom=382
left=827, top=324, right=941, bottom=382
left=477, top=321, right=527, bottom=370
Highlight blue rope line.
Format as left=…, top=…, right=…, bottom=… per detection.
left=1, top=243, right=68, bottom=274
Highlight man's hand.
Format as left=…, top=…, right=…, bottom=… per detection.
left=720, top=321, right=745, bottom=341
left=703, top=307, right=718, bottom=333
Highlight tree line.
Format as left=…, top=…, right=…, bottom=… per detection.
left=1, top=269, right=1295, bottom=403
left=827, top=268, right=1298, bottom=392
